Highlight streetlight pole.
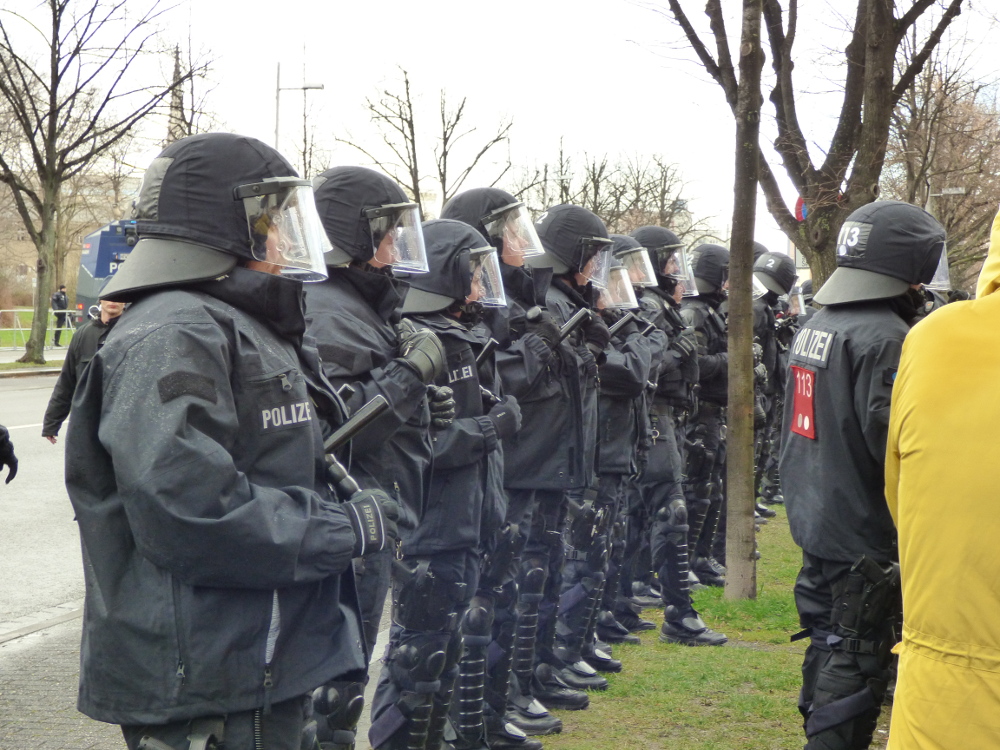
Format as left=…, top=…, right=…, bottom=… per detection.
left=274, top=62, right=324, bottom=154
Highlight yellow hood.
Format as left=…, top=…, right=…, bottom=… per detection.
left=974, top=208, right=1000, bottom=298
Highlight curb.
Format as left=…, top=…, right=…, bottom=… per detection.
left=0, top=367, right=62, bottom=378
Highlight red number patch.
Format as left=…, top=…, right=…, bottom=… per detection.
left=790, top=366, right=816, bottom=440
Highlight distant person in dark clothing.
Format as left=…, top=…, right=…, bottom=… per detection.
left=0, top=425, right=17, bottom=484
left=51, top=284, right=69, bottom=346
left=42, top=299, right=125, bottom=443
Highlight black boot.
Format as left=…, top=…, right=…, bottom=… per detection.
left=659, top=606, right=727, bottom=647
left=530, top=663, right=589, bottom=710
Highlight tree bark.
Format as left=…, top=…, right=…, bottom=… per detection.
left=725, top=0, right=764, bottom=601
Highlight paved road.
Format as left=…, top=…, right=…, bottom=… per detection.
left=0, top=374, right=389, bottom=749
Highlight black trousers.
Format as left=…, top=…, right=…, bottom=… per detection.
left=794, top=550, right=897, bottom=750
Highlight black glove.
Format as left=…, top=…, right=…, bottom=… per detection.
left=487, top=396, right=522, bottom=441
left=754, top=362, right=769, bottom=387
left=669, top=334, right=697, bottom=360
left=524, top=308, right=561, bottom=349
left=396, top=320, right=446, bottom=384
left=583, top=314, right=611, bottom=357
left=427, top=385, right=456, bottom=429
left=344, top=490, right=399, bottom=558
left=0, top=426, right=17, bottom=484
left=752, top=342, right=764, bottom=366
left=579, top=347, right=598, bottom=378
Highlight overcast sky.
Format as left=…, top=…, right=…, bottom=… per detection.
left=10, top=0, right=1000, bottom=257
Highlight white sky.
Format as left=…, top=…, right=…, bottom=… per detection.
left=8, top=0, right=1000, bottom=256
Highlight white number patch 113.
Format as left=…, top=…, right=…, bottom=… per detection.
left=836, top=221, right=872, bottom=257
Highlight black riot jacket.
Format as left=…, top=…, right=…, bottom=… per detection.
left=597, top=314, right=652, bottom=475
left=401, top=313, right=503, bottom=556
left=499, top=275, right=594, bottom=490
left=640, top=287, right=696, bottom=405
left=680, top=294, right=728, bottom=405
left=43, top=315, right=119, bottom=437
left=65, top=267, right=365, bottom=725
left=304, top=267, right=432, bottom=529
left=779, top=301, right=909, bottom=563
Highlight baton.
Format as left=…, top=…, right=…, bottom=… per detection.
left=324, top=395, right=391, bottom=500
left=557, top=308, right=593, bottom=343
left=607, top=311, right=636, bottom=338
left=476, top=338, right=499, bottom=367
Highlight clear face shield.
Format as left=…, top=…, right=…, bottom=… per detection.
left=752, top=274, right=771, bottom=299
left=660, top=246, right=696, bottom=296
left=786, top=289, right=805, bottom=316
left=579, top=239, right=614, bottom=288
left=481, top=202, right=545, bottom=267
left=363, top=202, right=429, bottom=273
left=597, top=265, right=640, bottom=310
left=468, top=246, right=507, bottom=307
left=616, top=247, right=657, bottom=287
left=924, top=243, right=951, bottom=291
left=237, top=178, right=331, bottom=281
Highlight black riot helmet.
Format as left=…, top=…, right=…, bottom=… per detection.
left=441, top=187, right=545, bottom=267
left=528, top=204, right=613, bottom=287
left=399, top=219, right=506, bottom=315
left=630, top=225, right=695, bottom=291
left=312, top=166, right=428, bottom=272
left=753, top=251, right=798, bottom=296
left=689, top=244, right=731, bottom=295
left=753, top=241, right=770, bottom=263
left=814, top=200, right=946, bottom=305
left=102, top=132, right=330, bottom=301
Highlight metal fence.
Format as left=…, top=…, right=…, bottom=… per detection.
left=0, top=309, right=80, bottom=350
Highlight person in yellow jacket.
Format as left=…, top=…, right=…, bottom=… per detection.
left=885, top=208, right=1000, bottom=748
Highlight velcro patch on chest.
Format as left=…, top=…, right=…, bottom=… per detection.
left=260, top=401, right=313, bottom=433
left=790, top=327, right=836, bottom=369
left=157, top=371, right=217, bottom=405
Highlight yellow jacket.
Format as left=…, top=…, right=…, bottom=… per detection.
left=886, top=209, right=1000, bottom=749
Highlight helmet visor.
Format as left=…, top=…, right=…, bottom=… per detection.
left=616, top=247, right=657, bottom=287
left=482, top=202, right=545, bottom=265
left=924, top=242, right=951, bottom=291
left=752, top=274, right=769, bottom=300
left=597, top=266, right=639, bottom=310
left=661, top=245, right=694, bottom=287
left=364, top=202, right=429, bottom=273
left=238, top=179, right=331, bottom=281
left=468, top=246, right=507, bottom=307
left=788, top=290, right=805, bottom=317
left=580, top=239, right=614, bottom=288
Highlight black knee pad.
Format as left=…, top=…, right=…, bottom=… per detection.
left=312, top=679, right=365, bottom=746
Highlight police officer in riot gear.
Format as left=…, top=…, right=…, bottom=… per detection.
left=522, top=205, right=615, bottom=698
left=368, top=220, right=532, bottom=750
left=680, top=244, right=731, bottom=587
left=780, top=200, right=945, bottom=750
left=66, top=133, right=396, bottom=750
left=556, top=250, right=649, bottom=675
left=305, top=167, right=446, bottom=654
left=752, top=251, right=798, bottom=511
left=442, top=188, right=567, bottom=739
left=628, top=228, right=727, bottom=646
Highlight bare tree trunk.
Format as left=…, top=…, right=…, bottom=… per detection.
left=21, top=194, right=58, bottom=364
left=725, top=0, right=764, bottom=601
